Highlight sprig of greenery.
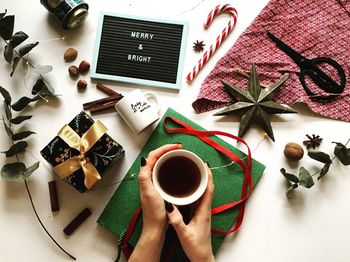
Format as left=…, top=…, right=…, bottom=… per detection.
left=0, top=10, right=55, bottom=97
left=0, top=86, right=75, bottom=260
left=281, top=139, right=350, bottom=197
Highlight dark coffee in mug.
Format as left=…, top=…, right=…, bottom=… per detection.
left=157, top=156, right=201, bottom=197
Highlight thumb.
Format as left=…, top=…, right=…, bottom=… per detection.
left=165, top=202, right=187, bottom=237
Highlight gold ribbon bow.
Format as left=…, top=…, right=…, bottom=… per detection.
left=53, top=120, right=108, bottom=189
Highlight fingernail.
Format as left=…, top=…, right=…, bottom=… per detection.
left=173, top=142, right=182, bottom=145
left=140, top=157, right=147, bottom=167
left=164, top=201, right=174, bottom=213
left=206, top=162, right=211, bottom=168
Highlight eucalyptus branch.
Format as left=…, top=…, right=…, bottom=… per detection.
left=0, top=86, right=75, bottom=260
left=0, top=10, right=56, bottom=97
left=281, top=137, right=350, bottom=196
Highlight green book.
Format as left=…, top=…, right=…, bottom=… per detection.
left=98, top=108, right=265, bottom=260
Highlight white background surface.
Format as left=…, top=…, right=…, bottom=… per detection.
left=1, top=0, right=350, bottom=261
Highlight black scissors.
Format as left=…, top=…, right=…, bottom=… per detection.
left=267, top=31, right=346, bottom=101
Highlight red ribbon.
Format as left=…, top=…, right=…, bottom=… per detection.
left=121, top=116, right=253, bottom=258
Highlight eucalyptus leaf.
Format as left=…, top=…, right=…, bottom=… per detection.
left=33, top=65, right=53, bottom=75
left=9, top=31, right=28, bottom=48
left=308, top=150, right=332, bottom=164
left=2, top=117, right=13, bottom=137
left=12, top=131, right=36, bottom=141
left=0, top=10, right=7, bottom=20
left=32, top=79, right=44, bottom=95
left=18, top=41, right=39, bottom=56
left=10, top=56, right=20, bottom=77
left=23, top=161, right=39, bottom=179
left=0, top=15, right=15, bottom=40
left=0, top=85, right=11, bottom=104
left=286, top=183, right=298, bottom=197
left=333, top=142, right=350, bottom=166
left=299, top=167, right=315, bottom=188
left=318, top=162, right=331, bottom=180
left=40, top=81, right=55, bottom=96
left=10, top=115, right=32, bottom=124
left=1, top=162, right=26, bottom=181
left=299, top=167, right=314, bottom=188
left=4, top=102, right=11, bottom=120
left=280, top=168, right=299, bottom=183
left=11, top=96, right=40, bottom=111
left=2, top=141, right=28, bottom=157
left=4, top=44, right=13, bottom=63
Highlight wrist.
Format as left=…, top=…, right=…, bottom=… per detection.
left=140, top=225, right=167, bottom=244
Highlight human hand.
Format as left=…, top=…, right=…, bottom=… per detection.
left=166, top=164, right=215, bottom=262
left=138, top=143, right=182, bottom=237
left=129, top=144, right=183, bottom=262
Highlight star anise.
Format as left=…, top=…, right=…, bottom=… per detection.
left=193, top=40, right=205, bottom=52
left=303, top=134, right=323, bottom=149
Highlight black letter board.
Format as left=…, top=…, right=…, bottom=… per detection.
left=91, top=12, right=188, bottom=90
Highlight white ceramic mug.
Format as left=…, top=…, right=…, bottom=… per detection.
left=152, top=149, right=208, bottom=206
left=115, top=89, right=160, bottom=134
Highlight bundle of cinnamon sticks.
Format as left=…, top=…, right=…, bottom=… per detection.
left=83, top=83, right=123, bottom=113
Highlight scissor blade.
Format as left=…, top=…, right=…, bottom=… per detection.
left=267, top=32, right=306, bottom=65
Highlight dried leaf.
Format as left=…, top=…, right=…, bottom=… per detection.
left=308, top=150, right=332, bottom=164
left=2, top=141, right=28, bottom=157
left=1, top=162, right=26, bottom=181
left=11, top=96, right=40, bottom=111
left=12, top=131, right=36, bottom=141
left=2, top=118, right=13, bottom=137
left=299, top=167, right=314, bottom=188
left=4, top=102, right=11, bottom=120
left=333, top=142, right=350, bottom=166
left=0, top=10, right=7, bottom=20
left=4, top=44, right=13, bottom=63
left=280, top=168, right=299, bottom=183
left=18, top=41, right=39, bottom=56
left=23, top=161, right=39, bottom=179
left=318, top=162, right=331, bottom=180
left=33, top=65, right=53, bottom=75
left=0, top=85, right=11, bottom=104
left=0, top=15, right=14, bottom=40
left=9, top=31, right=28, bottom=48
left=10, top=115, right=32, bottom=124
left=10, top=56, right=20, bottom=77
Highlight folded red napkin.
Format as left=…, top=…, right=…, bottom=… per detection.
left=193, top=0, right=350, bottom=122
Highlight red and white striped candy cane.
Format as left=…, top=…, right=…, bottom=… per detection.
left=186, top=4, right=238, bottom=82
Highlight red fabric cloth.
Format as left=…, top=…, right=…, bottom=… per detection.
left=192, top=0, right=350, bottom=122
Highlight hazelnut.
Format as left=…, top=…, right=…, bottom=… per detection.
left=284, top=142, right=304, bottom=161
left=64, top=48, right=78, bottom=62
left=77, top=79, right=87, bottom=90
left=68, top=65, right=79, bottom=78
left=79, top=60, right=90, bottom=73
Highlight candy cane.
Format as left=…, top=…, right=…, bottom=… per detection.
left=186, top=4, right=238, bottom=82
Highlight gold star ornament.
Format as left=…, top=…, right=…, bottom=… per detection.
left=214, top=64, right=297, bottom=141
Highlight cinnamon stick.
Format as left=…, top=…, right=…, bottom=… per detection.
left=89, top=101, right=118, bottom=113
left=96, top=83, right=119, bottom=96
left=83, top=94, right=123, bottom=110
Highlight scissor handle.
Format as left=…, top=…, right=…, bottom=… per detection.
left=299, top=57, right=346, bottom=101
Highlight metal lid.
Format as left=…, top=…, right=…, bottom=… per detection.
left=66, top=7, right=88, bottom=29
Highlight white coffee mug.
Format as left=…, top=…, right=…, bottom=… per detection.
left=115, top=89, right=160, bottom=134
left=152, top=149, right=208, bottom=206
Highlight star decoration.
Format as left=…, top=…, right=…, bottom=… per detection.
left=193, top=40, right=205, bottom=52
left=214, top=64, right=297, bottom=141
left=303, top=134, right=323, bottom=149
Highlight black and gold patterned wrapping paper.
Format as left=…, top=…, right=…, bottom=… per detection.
left=40, top=111, right=125, bottom=192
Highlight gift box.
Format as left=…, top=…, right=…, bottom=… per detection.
left=41, top=111, right=125, bottom=192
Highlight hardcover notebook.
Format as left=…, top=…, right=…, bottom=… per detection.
left=98, top=108, right=265, bottom=260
